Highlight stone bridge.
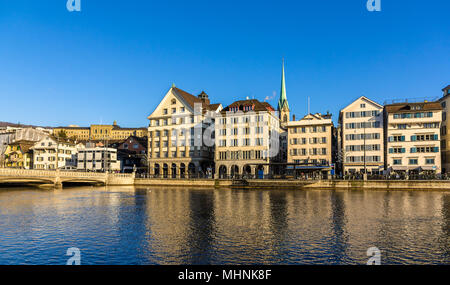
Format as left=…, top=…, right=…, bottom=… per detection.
left=0, top=169, right=135, bottom=188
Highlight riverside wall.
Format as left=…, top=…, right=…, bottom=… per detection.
left=133, top=178, right=450, bottom=190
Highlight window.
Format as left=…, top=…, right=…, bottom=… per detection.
left=360, top=103, right=366, bottom=108
left=172, top=108, right=176, bottom=114
left=426, top=158, right=435, bottom=165
left=163, top=109, right=168, bottom=115
left=409, top=159, right=418, bottom=165
left=393, top=159, right=402, bottom=165
left=171, top=99, right=176, bottom=105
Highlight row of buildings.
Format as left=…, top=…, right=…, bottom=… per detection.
left=1, top=130, right=148, bottom=173
left=144, top=63, right=449, bottom=178
left=2, top=63, right=448, bottom=179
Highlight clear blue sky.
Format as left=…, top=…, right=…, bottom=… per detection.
left=1, top=0, right=449, bottom=127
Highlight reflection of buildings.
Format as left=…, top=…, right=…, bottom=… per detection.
left=147, top=86, right=222, bottom=178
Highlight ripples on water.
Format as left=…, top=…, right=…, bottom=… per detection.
left=0, top=186, right=448, bottom=265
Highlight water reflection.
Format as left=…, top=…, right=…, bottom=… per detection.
left=0, top=186, right=448, bottom=265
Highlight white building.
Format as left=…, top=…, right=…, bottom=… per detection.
left=32, top=136, right=78, bottom=170
left=214, top=99, right=283, bottom=178
left=77, top=147, right=120, bottom=172
left=384, top=101, right=442, bottom=174
left=338, top=96, right=384, bottom=175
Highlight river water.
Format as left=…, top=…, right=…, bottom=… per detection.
left=0, top=186, right=448, bottom=265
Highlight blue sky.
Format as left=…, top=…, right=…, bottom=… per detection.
left=0, top=0, right=449, bottom=127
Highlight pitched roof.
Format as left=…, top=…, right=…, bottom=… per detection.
left=384, top=101, right=442, bottom=113
left=9, top=140, right=35, bottom=153
left=172, top=87, right=204, bottom=108
left=221, top=99, right=275, bottom=113
left=172, top=87, right=221, bottom=113
left=442, top=85, right=450, bottom=91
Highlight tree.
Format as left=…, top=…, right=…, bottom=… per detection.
left=57, top=130, right=68, bottom=139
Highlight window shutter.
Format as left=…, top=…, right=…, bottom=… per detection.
left=401, top=148, right=406, bottom=153
left=411, top=135, right=416, bottom=141
left=389, top=148, right=393, bottom=154
left=401, top=136, right=405, bottom=142
left=411, top=147, right=416, bottom=153
left=434, top=134, right=438, bottom=140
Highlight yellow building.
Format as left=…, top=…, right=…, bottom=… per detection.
left=286, top=113, right=334, bottom=178
left=3, top=140, right=35, bottom=169
left=54, top=121, right=147, bottom=142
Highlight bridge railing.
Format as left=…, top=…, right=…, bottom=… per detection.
left=0, top=168, right=56, bottom=177
left=0, top=168, right=135, bottom=180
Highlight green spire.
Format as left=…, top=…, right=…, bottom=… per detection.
left=278, top=60, right=289, bottom=111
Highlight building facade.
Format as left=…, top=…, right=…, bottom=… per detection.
left=77, top=147, right=120, bottom=172
left=439, top=85, right=450, bottom=173
left=147, top=86, right=222, bottom=178
left=2, top=140, right=34, bottom=169
left=112, top=136, right=148, bottom=173
left=339, top=96, right=384, bottom=175
left=215, top=99, right=283, bottom=179
left=384, top=101, right=442, bottom=175
left=286, top=113, right=333, bottom=178
left=54, top=121, right=147, bottom=142
left=32, top=136, right=79, bottom=170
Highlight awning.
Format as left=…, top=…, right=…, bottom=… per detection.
left=421, top=166, right=435, bottom=171
left=392, top=166, right=407, bottom=171
left=286, top=165, right=331, bottom=170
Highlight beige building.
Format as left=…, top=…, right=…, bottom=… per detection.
left=384, top=101, right=442, bottom=174
left=286, top=113, right=333, bottom=178
left=147, top=85, right=222, bottom=178
left=439, top=85, right=450, bottom=173
left=339, top=96, right=384, bottom=175
left=54, top=121, right=147, bottom=142
left=214, top=99, right=283, bottom=179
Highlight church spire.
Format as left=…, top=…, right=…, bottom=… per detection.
left=278, top=59, right=289, bottom=111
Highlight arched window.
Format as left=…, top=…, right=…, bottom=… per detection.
left=171, top=99, right=176, bottom=105
left=283, top=114, right=288, bottom=122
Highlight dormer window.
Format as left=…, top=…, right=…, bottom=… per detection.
left=243, top=105, right=254, bottom=111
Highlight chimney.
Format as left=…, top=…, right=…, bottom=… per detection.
left=198, top=91, right=210, bottom=105
left=293, top=114, right=296, bottom=121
